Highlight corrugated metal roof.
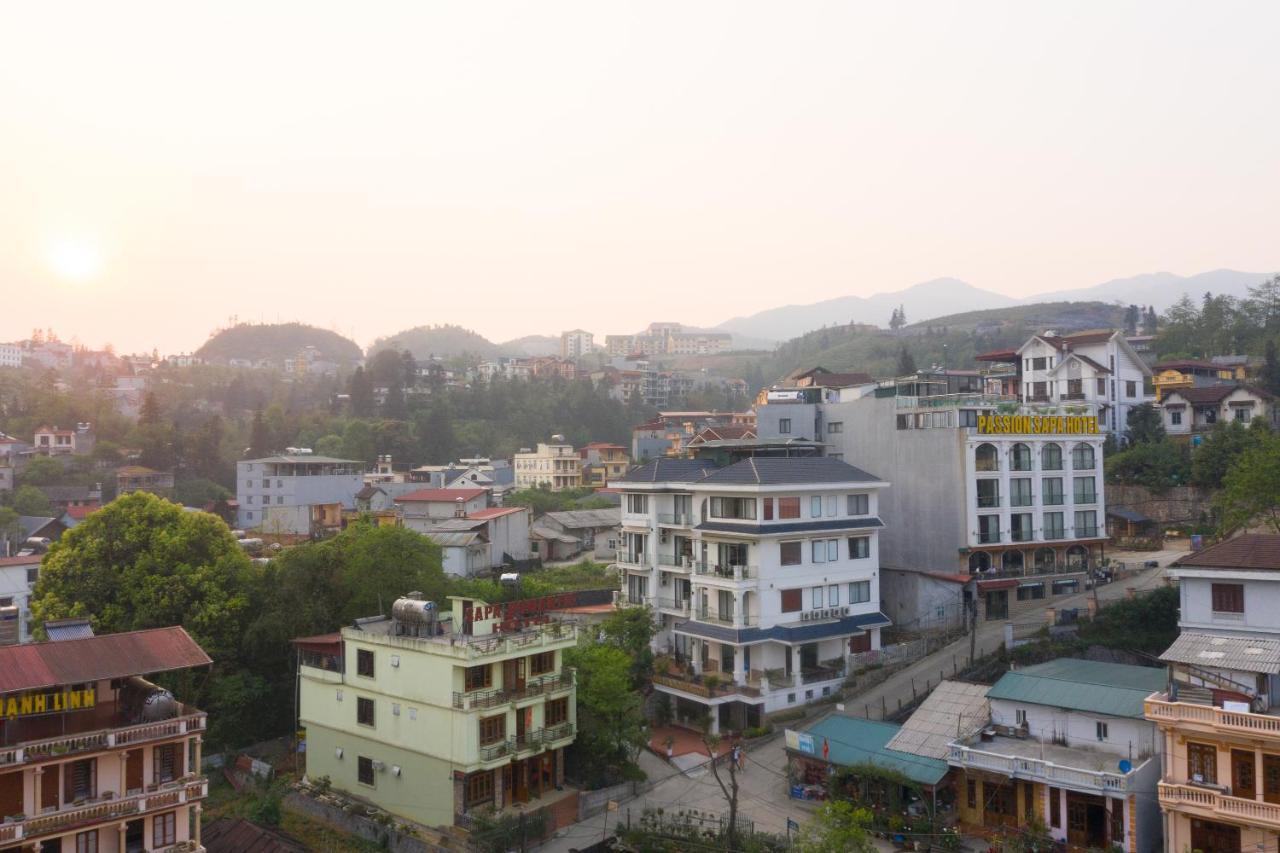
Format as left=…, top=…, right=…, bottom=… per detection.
left=796, top=717, right=949, bottom=786
left=204, top=818, right=308, bottom=853
left=886, top=681, right=990, bottom=760
left=986, top=659, right=1166, bottom=719
left=615, top=458, right=717, bottom=484
left=1159, top=632, right=1280, bottom=674
left=530, top=524, right=579, bottom=544
left=543, top=509, right=620, bottom=529
left=425, top=531, right=484, bottom=547
left=0, top=626, right=211, bottom=694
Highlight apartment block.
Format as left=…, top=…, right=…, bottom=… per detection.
left=296, top=594, right=577, bottom=829
left=513, top=439, right=581, bottom=491
left=236, top=454, right=365, bottom=534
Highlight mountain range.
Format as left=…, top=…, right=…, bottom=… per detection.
left=715, top=268, right=1274, bottom=343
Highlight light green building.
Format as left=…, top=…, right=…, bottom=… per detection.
left=296, top=593, right=578, bottom=828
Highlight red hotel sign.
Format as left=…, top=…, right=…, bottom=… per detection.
left=463, top=593, right=577, bottom=633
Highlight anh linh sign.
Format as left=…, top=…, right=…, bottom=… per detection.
left=977, top=414, right=1099, bottom=435
left=1, top=687, right=97, bottom=720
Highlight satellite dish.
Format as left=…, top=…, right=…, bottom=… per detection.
left=1118, top=759, right=1132, bottom=773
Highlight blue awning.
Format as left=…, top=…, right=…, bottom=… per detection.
left=674, top=610, right=892, bottom=645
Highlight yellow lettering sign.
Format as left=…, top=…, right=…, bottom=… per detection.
left=0, top=689, right=97, bottom=720
left=976, top=415, right=1098, bottom=435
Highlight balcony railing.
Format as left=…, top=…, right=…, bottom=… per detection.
left=390, top=621, right=577, bottom=661
left=1158, top=782, right=1280, bottom=830
left=1144, top=695, right=1280, bottom=736
left=480, top=723, right=577, bottom=763
left=1061, top=392, right=1087, bottom=401
left=694, top=564, right=754, bottom=581
left=479, top=739, right=511, bottom=761
left=613, top=590, right=652, bottom=608
left=801, top=665, right=846, bottom=685
left=948, top=744, right=1136, bottom=793
left=657, top=553, right=694, bottom=569
left=0, top=711, right=207, bottom=768
left=0, top=778, right=207, bottom=844
left=652, top=672, right=761, bottom=699
left=695, top=610, right=757, bottom=628
left=657, top=513, right=693, bottom=527
left=657, top=597, right=691, bottom=615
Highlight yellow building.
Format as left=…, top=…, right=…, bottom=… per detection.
left=297, top=593, right=578, bottom=829
left=513, top=439, right=582, bottom=491
left=579, top=443, right=630, bottom=488
left=1151, top=359, right=1243, bottom=401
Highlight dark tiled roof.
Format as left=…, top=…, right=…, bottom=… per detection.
left=616, top=458, right=717, bottom=483
left=1174, top=534, right=1280, bottom=571
left=1154, top=360, right=1223, bottom=371
left=204, top=818, right=308, bottom=853
left=1165, top=385, right=1273, bottom=405
left=674, top=610, right=892, bottom=644
left=1106, top=506, right=1152, bottom=524
left=395, top=487, right=487, bottom=502
left=696, top=517, right=884, bottom=535
left=699, top=457, right=882, bottom=485
left=0, top=626, right=211, bottom=694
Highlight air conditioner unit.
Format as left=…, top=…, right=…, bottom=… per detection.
left=660, top=532, right=669, bottom=543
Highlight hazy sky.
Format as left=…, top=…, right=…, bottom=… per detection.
left=2, top=1, right=1278, bottom=354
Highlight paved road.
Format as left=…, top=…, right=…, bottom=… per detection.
left=539, top=545, right=1187, bottom=850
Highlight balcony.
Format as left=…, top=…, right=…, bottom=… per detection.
left=1158, top=782, right=1280, bottom=831
left=480, top=724, right=577, bottom=763
left=801, top=663, right=847, bottom=685
left=0, top=707, right=207, bottom=768
left=451, top=671, right=575, bottom=711
left=694, top=610, right=757, bottom=628
left=948, top=739, right=1143, bottom=793
left=0, top=778, right=207, bottom=845
left=657, top=513, right=694, bottom=528
left=613, top=590, right=652, bottom=609
left=1061, top=392, right=1087, bottom=401
left=385, top=621, right=578, bottom=662
left=479, top=739, right=511, bottom=761
left=657, top=597, right=691, bottom=617
left=652, top=672, right=762, bottom=700
left=1144, top=694, right=1280, bottom=737
left=657, top=553, right=693, bottom=571
left=615, top=554, right=648, bottom=571
left=693, top=563, right=754, bottom=582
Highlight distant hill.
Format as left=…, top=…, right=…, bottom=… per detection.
left=717, top=278, right=1018, bottom=342
left=195, top=322, right=362, bottom=365
left=763, top=300, right=1127, bottom=381
left=1030, top=269, right=1273, bottom=311
left=500, top=335, right=560, bottom=357
left=368, top=324, right=502, bottom=361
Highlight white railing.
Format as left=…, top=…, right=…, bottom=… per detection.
left=5, top=778, right=207, bottom=841
left=1145, top=695, right=1280, bottom=736
left=0, top=712, right=206, bottom=767
left=947, top=744, right=1136, bottom=792
left=1159, top=782, right=1280, bottom=829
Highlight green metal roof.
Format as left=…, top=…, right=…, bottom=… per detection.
left=793, top=717, right=949, bottom=786
left=986, top=659, right=1166, bottom=719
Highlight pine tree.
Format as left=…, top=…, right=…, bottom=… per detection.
left=1262, top=339, right=1280, bottom=396
left=248, top=411, right=272, bottom=458
left=139, top=392, right=161, bottom=425
left=895, top=346, right=917, bottom=375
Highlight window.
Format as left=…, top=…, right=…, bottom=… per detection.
left=1034, top=548, right=1056, bottom=571
left=479, top=714, right=506, bottom=745
left=828, top=422, right=843, bottom=434
left=1017, top=583, right=1045, bottom=601
left=1071, top=444, right=1095, bottom=470
left=1010, top=443, right=1031, bottom=471
left=825, top=496, right=836, bottom=517
left=1171, top=410, right=1183, bottom=425
left=1041, top=443, right=1062, bottom=471
left=1043, top=512, right=1065, bottom=539
left=847, top=494, right=869, bottom=515
left=710, top=497, right=755, bottom=520
left=975, top=443, right=999, bottom=472
left=1049, top=786, right=1061, bottom=828
left=1096, top=721, right=1109, bottom=741
left=465, top=665, right=492, bottom=691
left=781, top=588, right=802, bottom=613
left=1188, top=742, right=1217, bottom=784
left=66, top=757, right=97, bottom=800
left=811, top=586, right=824, bottom=608
left=848, top=536, right=870, bottom=559
left=530, top=651, right=556, bottom=676
left=1032, top=357, right=1047, bottom=370
left=25, top=567, right=37, bottom=585
left=779, top=418, right=792, bottom=434
left=985, top=590, right=1009, bottom=619
left=358, top=756, right=375, bottom=786
left=465, top=769, right=495, bottom=806
left=1073, top=477, right=1096, bottom=504
left=810, top=496, right=822, bottom=518
left=546, top=697, right=569, bottom=726
left=1011, top=514, right=1033, bottom=542
left=1126, top=380, right=1137, bottom=398
left=976, top=479, right=1000, bottom=508
left=1235, top=406, right=1251, bottom=422
left=357, top=649, right=374, bottom=677
left=778, top=497, right=801, bottom=519
left=978, top=515, right=1000, bottom=544
left=762, top=498, right=773, bottom=520
left=1014, top=708, right=1027, bottom=726
left=153, top=812, right=176, bottom=847
left=357, top=697, right=375, bottom=726
left=1010, top=478, right=1032, bottom=507
left=1032, top=381, right=1048, bottom=398
left=1074, top=510, right=1098, bottom=537
left=75, top=831, right=98, bottom=853
left=811, top=540, right=826, bottom=563
left=1212, top=583, right=1244, bottom=614
left=277, top=496, right=283, bottom=504
left=1052, top=579, right=1080, bottom=595
left=1042, top=477, right=1064, bottom=505
left=153, top=744, right=177, bottom=784
left=968, top=551, right=992, bottom=573
left=827, top=539, right=838, bottom=561
left=625, top=494, right=648, bottom=514
left=967, top=779, right=977, bottom=810
left=828, top=584, right=840, bottom=606
left=1096, top=377, right=1106, bottom=396
left=848, top=581, right=871, bottom=603
left=780, top=541, right=802, bottom=565
left=1066, top=545, right=1090, bottom=571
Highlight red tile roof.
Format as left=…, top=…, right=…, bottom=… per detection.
left=469, top=507, right=526, bottom=520
left=394, top=488, right=487, bottom=503
left=0, top=555, right=41, bottom=567
left=0, top=626, right=212, bottom=695
left=974, top=348, right=1019, bottom=362
left=1174, top=534, right=1280, bottom=571
left=64, top=506, right=97, bottom=520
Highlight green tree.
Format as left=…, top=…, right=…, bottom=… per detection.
left=347, top=366, right=374, bottom=417
left=1262, top=339, right=1280, bottom=396
left=1125, top=403, right=1165, bottom=445
left=11, top=485, right=54, bottom=517
left=1217, top=432, right=1280, bottom=533
left=1105, top=440, right=1189, bottom=492
left=598, top=605, right=657, bottom=689
left=793, top=801, right=875, bottom=853
left=18, top=457, right=64, bottom=486
left=1191, top=421, right=1262, bottom=489
left=895, top=346, right=917, bottom=376
left=564, top=643, right=647, bottom=787
left=248, top=410, right=272, bottom=457
left=0, top=507, right=21, bottom=553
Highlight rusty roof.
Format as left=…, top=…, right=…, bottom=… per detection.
left=394, top=487, right=487, bottom=503
left=1174, top=534, right=1280, bottom=571
left=0, top=626, right=211, bottom=695
left=204, top=818, right=307, bottom=853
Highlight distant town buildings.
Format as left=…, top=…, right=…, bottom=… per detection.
left=295, top=593, right=579, bottom=828
left=116, top=465, right=176, bottom=497
left=560, top=329, right=594, bottom=359
left=514, top=438, right=582, bottom=491
left=578, top=442, right=629, bottom=488
left=1159, top=385, right=1277, bottom=435
left=32, top=423, right=95, bottom=457
left=237, top=452, right=365, bottom=535
left=604, top=322, right=733, bottom=357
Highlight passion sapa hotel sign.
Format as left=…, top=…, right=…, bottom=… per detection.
left=1, top=687, right=97, bottom=720
left=977, top=414, right=1099, bottom=435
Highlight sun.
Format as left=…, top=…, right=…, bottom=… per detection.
left=44, top=238, right=104, bottom=284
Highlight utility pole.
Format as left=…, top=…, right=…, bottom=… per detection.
left=968, top=598, right=977, bottom=666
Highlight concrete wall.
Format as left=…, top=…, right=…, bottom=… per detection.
left=989, top=698, right=1159, bottom=757
left=879, top=569, right=966, bottom=631
left=1106, top=484, right=1211, bottom=526
left=1179, top=573, right=1280, bottom=638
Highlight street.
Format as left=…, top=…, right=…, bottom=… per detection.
left=540, top=544, right=1185, bottom=850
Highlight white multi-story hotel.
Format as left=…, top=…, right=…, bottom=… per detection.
left=610, top=456, right=891, bottom=733
left=756, top=372, right=1107, bottom=627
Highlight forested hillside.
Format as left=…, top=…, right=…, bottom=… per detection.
left=194, top=322, right=362, bottom=365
